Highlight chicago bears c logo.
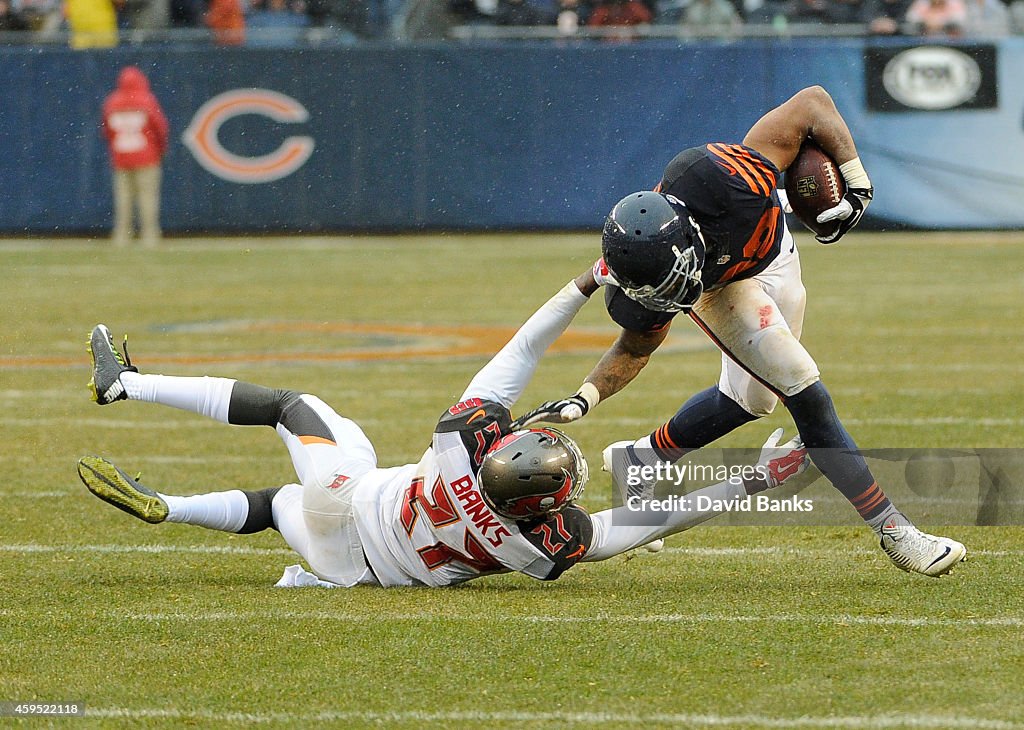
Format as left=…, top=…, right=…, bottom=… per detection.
left=183, top=89, right=314, bottom=184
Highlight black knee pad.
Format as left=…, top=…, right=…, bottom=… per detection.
left=238, top=487, right=283, bottom=534
left=228, top=382, right=300, bottom=427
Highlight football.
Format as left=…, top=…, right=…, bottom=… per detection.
left=783, top=141, right=846, bottom=238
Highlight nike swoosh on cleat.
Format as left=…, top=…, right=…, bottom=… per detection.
left=926, top=546, right=952, bottom=570
left=466, top=409, right=487, bottom=424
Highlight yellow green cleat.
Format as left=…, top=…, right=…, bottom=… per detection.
left=77, top=456, right=168, bottom=524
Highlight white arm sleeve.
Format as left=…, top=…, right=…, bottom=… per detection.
left=460, top=281, right=589, bottom=408
left=582, top=478, right=747, bottom=562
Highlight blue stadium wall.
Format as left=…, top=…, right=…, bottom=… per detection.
left=1, top=37, right=1022, bottom=234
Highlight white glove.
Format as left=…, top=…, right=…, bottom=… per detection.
left=747, top=428, right=809, bottom=493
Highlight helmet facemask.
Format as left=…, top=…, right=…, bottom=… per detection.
left=602, top=192, right=708, bottom=313
left=620, top=227, right=705, bottom=312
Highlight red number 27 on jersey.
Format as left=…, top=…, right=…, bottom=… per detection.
left=400, top=476, right=501, bottom=573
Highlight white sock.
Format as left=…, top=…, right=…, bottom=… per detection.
left=633, top=435, right=670, bottom=468
left=121, top=373, right=236, bottom=423
left=163, top=490, right=250, bottom=532
left=866, top=503, right=905, bottom=534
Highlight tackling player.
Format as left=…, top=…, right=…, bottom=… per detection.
left=77, top=272, right=808, bottom=588
left=515, top=85, right=967, bottom=577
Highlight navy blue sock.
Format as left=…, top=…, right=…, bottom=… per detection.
left=649, top=386, right=758, bottom=460
left=785, top=381, right=891, bottom=520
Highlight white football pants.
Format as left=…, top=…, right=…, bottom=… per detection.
left=689, top=226, right=820, bottom=417
left=271, top=394, right=380, bottom=587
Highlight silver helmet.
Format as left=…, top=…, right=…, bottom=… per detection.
left=478, top=428, right=589, bottom=520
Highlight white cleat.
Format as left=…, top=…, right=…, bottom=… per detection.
left=603, top=441, right=664, bottom=553
left=879, top=513, right=967, bottom=577
left=642, top=539, right=664, bottom=553
left=602, top=440, right=657, bottom=503
left=602, top=440, right=633, bottom=473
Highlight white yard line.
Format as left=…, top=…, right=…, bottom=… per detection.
left=843, top=417, right=1024, bottom=427
left=583, top=416, right=1024, bottom=428
left=829, top=362, right=1024, bottom=374
left=1, top=543, right=1018, bottom=558
left=663, top=546, right=1020, bottom=557
left=0, top=543, right=293, bottom=556
left=83, top=707, right=1024, bottom=728
left=105, top=610, right=1024, bottom=628
left=1, top=416, right=391, bottom=428
left=8, top=491, right=73, bottom=498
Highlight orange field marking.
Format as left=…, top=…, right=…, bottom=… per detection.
left=0, top=322, right=620, bottom=369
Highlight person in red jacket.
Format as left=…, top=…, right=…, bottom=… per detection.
left=101, top=66, right=169, bottom=248
left=205, top=0, right=245, bottom=45
left=587, top=0, right=653, bottom=36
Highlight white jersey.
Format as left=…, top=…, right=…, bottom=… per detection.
left=272, top=280, right=728, bottom=587
left=353, top=399, right=592, bottom=587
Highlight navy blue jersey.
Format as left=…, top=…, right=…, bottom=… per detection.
left=608, top=143, right=785, bottom=333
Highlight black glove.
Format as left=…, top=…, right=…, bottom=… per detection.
left=511, top=393, right=591, bottom=430
left=815, top=186, right=873, bottom=245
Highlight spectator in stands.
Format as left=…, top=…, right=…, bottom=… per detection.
left=292, top=0, right=373, bottom=37
left=963, top=0, right=1010, bottom=34
left=447, top=0, right=490, bottom=24
left=0, top=0, right=31, bottom=28
left=205, top=0, right=245, bottom=43
left=587, top=0, right=652, bottom=40
left=789, top=0, right=864, bottom=23
left=494, top=0, right=550, bottom=24
left=905, top=0, right=966, bottom=34
left=248, top=0, right=309, bottom=43
left=862, top=0, right=913, bottom=33
left=64, top=0, right=119, bottom=47
left=169, top=0, right=201, bottom=25
left=329, top=0, right=379, bottom=36
left=587, top=0, right=653, bottom=29
left=555, top=0, right=582, bottom=33
left=304, top=0, right=330, bottom=25
left=683, top=0, right=742, bottom=31
left=17, top=0, right=62, bottom=29
left=741, top=0, right=790, bottom=24
left=102, top=66, right=169, bottom=248
left=118, top=0, right=170, bottom=31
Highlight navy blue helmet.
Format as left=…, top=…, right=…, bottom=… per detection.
left=601, top=191, right=707, bottom=312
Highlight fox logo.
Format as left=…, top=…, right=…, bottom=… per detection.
left=183, top=89, right=315, bottom=184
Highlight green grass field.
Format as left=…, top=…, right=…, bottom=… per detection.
left=3, top=232, right=1024, bottom=728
